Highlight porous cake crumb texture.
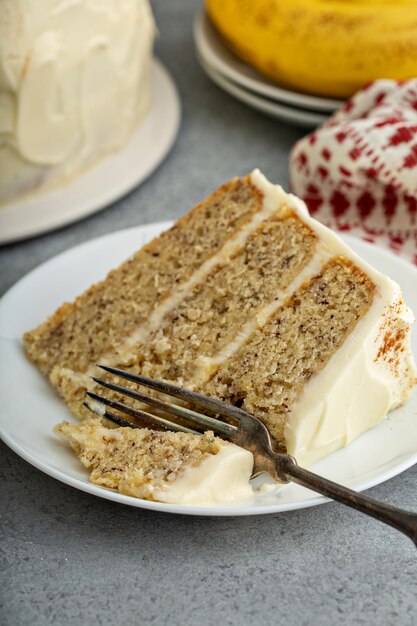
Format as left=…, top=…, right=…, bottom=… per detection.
left=24, top=177, right=263, bottom=376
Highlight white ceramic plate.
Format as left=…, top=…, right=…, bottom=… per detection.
left=1, top=222, right=416, bottom=517
left=194, top=12, right=343, bottom=113
left=198, top=54, right=328, bottom=128
left=0, top=59, right=180, bottom=246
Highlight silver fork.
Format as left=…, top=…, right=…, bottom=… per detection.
left=85, top=364, right=417, bottom=547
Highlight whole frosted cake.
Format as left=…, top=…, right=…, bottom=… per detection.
left=0, top=0, right=155, bottom=205
left=25, top=170, right=417, bottom=488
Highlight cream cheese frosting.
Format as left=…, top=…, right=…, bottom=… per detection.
left=0, top=0, right=155, bottom=204
left=153, top=442, right=254, bottom=505
left=250, top=169, right=417, bottom=466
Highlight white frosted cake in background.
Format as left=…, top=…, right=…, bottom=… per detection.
left=0, top=0, right=155, bottom=205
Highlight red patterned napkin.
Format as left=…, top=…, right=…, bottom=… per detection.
left=290, top=79, right=417, bottom=265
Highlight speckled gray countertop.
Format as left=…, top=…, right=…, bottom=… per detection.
left=1, top=2, right=416, bottom=625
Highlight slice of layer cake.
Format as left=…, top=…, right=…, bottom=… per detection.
left=55, top=419, right=253, bottom=504
left=25, top=170, right=417, bottom=469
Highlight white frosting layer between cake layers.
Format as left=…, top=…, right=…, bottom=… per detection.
left=0, top=0, right=155, bottom=204
left=155, top=442, right=254, bottom=505
left=250, top=169, right=417, bottom=467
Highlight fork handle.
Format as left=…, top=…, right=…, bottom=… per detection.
left=276, top=455, right=417, bottom=547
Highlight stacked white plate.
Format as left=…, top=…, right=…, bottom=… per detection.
left=194, top=12, right=343, bottom=128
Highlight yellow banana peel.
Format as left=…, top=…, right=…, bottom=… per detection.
left=205, top=0, right=417, bottom=97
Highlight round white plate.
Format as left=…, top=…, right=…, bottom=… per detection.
left=194, top=12, right=343, bottom=113
left=198, top=54, right=328, bottom=128
left=0, top=59, right=180, bottom=246
left=1, top=222, right=416, bottom=517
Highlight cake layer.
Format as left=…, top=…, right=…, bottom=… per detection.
left=55, top=419, right=254, bottom=504
left=24, top=176, right=263, bottom=376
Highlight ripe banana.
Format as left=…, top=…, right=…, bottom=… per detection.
left=205, top=0, right=417, bottom=98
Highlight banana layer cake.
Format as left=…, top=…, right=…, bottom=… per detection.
left=25, top=170, right=417, bottom=470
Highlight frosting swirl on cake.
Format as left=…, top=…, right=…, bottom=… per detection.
left=0, top=0, right=155, bottom=203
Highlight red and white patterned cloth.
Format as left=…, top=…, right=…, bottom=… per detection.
left=290, top=79, right=417, bottom=265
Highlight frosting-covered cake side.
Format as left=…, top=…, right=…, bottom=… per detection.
left=250, top=170, right=417, bottom=466
left=0, top=0, right=155, bottom=204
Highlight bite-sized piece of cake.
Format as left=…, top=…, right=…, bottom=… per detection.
left=25, top=170, right=417, bottom=468
left=55, top=419, right=254, bottom=504
left=0, top=0, right=154, bottom=205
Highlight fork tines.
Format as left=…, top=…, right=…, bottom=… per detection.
left=84, top=392, right=197, bottom=434
left=84, top=365, right=239, bottom=438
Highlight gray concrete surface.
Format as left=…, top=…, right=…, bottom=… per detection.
left=1, top=2, right=416, bottom=625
